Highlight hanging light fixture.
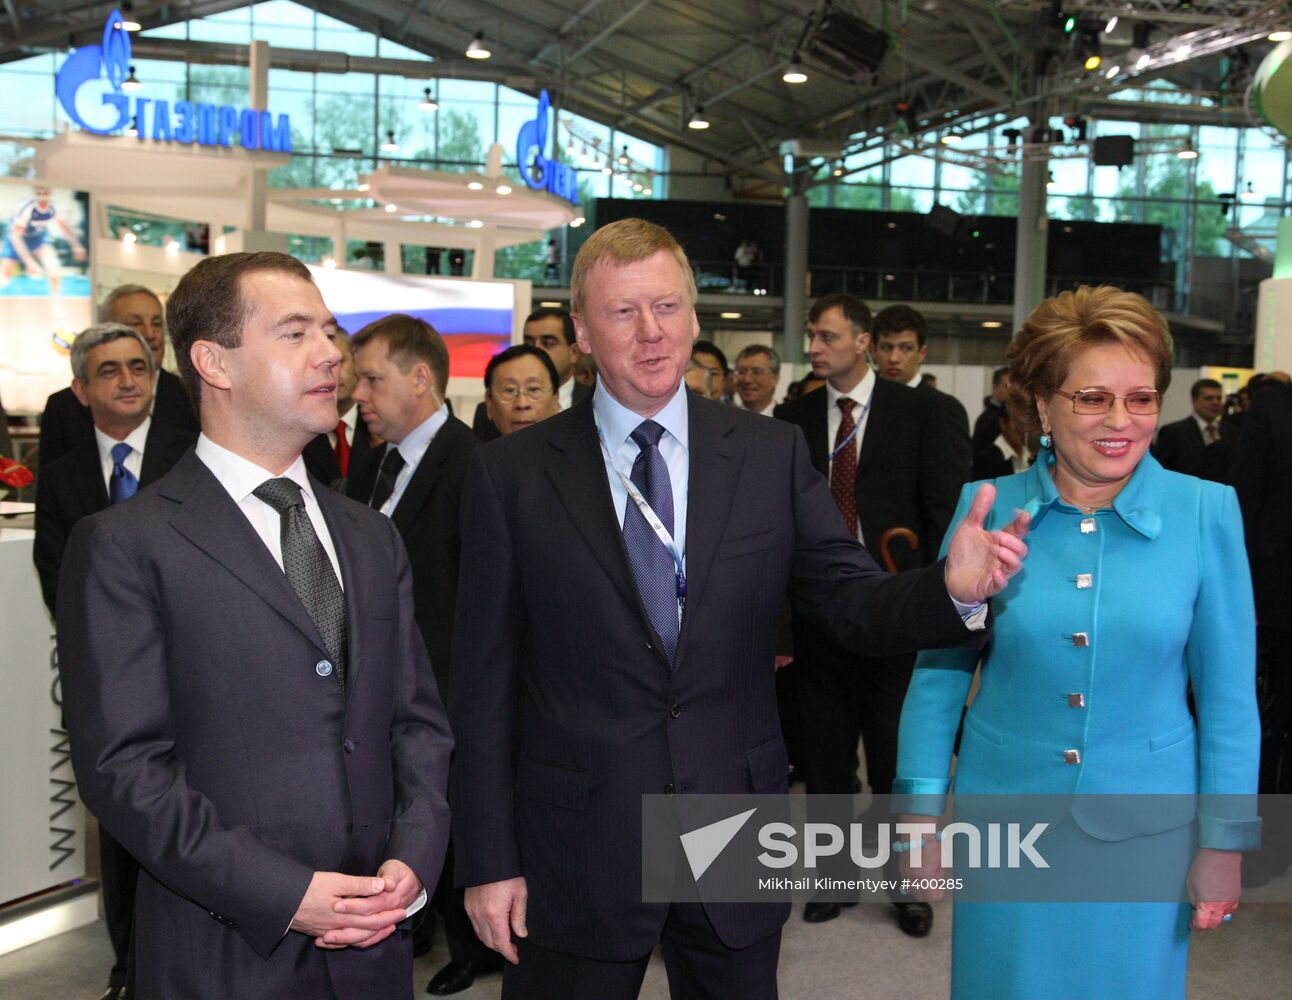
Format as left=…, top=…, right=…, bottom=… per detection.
left=418, top=87, right=438, bottom=112
left=465, top=31, right=491, bottom=59
left=617, top=144, right=629, bottom=165
left=782, top=52, right=808, bottom=84
left=688, top=105, right=710, bottom=130
left=121, top=65, right=142, bottom=91
left=381, top=130, right=399, bottom=152
left=119, top=1, right=141, bottom=31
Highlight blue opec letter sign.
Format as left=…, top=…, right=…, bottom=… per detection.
left=516, top=90, right=578, bottom=204
left=55, top=9, right=291, bottom=152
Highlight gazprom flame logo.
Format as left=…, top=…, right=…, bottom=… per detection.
left=55, top=8, right=133, bottom=134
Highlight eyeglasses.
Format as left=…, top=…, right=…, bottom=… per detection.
left=492, top=384, right=552, bottom=403
left=1053, top=388, right=1161, bottom=415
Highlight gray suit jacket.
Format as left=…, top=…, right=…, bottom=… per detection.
left=57, top=450, right=452, bottom=1000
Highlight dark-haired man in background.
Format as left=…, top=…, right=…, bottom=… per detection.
left=484, top=344, right=560, bottom=436
left=303, top=328, right=372, bottom=485
left=1153, top=377, right=1226, bottom=478
left=474, top=308, right=589, bottom=441
left=346, top=314, right=487, bottom=996
left=690, top=339, right=729, bottom=401
left=57, top=252, right=452, bottom=999
left=972, top=366, right=1011, bottom=455
left=776, top=293, right=970, bottom=937
left=873, top=303, right=970, bottom=436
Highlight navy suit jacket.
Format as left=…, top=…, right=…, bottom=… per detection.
left=449, top=390, right=980, bottom=960
left=57, top=450, right=453, bottom=1000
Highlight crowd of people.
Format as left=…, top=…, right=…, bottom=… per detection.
left=17, top=215, right=1289, bottom=1000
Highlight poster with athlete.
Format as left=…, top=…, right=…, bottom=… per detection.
left=0, top=182, right=91, bottom=412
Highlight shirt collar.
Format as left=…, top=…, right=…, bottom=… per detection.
left=1018, top=447, right=1164, bottom=540
left=195, top=433, right=314, bottom=506
left=826, top=368, right=876, bottom=410
left=593, top=377, right=689, bottom=453
left=340, top=406, right=359, bottom=432
left=392, top=406, right=448, bottom=466
left=907, top=373, right=923, bottom=388
left=95, top=416, right=150, bottom=462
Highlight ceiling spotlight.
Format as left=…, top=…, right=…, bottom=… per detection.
left=1104, top=15, right=1118, bottom=33
left=1136, top=51, right=1152, bottom=69
left=1270, top=30, right=1292, bottom=42
left=981, top=321, right=1004, bottom=329
left=467, top=219, right=484, bottom=228
left=118, top=1, right=141, bottom=31
left=121, top=231, right=137, bottom=244
left=940, top=133, right=963, bottom=144
left=1084, top=52, right=1103, bottom=70
left=381, top=130, right=399, bottom=152
left=570, top=216, right=586, bottom=227
left=384, top=202, right=398, bottom=212
left=782, top=53, right=808, bottom=84
left=688, top=105, right=710, bottom=130
left=467, top=179, right=484, bottom=190
left=1177, top=146, right=1198, bottom=159
left=720, top=312, right=742, bottom=319
left=496, top=182, right=512, bottom=195
left=1105, top=63, right=1120, bottom=78
left=465, top=31, right=491, bottom=59
left=121, top=65, right=142, bottom=91
left=617, top=145, right=629, bottom=165
left=418, top=88, right=438, bottom=112
left=165, top=238, right=180, bottom=252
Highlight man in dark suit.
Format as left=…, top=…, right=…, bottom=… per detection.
left=450, top=220, right=1027, bottom=1000
left=33, top=322, right=194, bottom=1000
left=1153, top=377, right=1225, bottom=477
left=872, top=303, right=971, bottom=435
left=1232, top=380, right=1292, bottom=799
left=472, top=307, right=591, bottom=441
left=775, top=293, right=971, bottom=936
left=56, top=252, right=452, bottom=1000
left=972, top=366, right=1010, bottom=454
left=345, top=314, right=487, bottom=995
left=303, top=328, right=373, bottom=486
left=39, top=284, right=199, bottom=466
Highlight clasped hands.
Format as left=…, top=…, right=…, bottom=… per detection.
left=291, top=859, right=422, bottom=950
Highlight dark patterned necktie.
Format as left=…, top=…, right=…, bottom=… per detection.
left=253, top=477, right=347, bottom=692
left=622, top=420, right=679, bottom=664
left=830, top=398, right=858, bottom=536
left=109, top=442, right=138, bottom=504
left=369, top=446, right=406, bottom=511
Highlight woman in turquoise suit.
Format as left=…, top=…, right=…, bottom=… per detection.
left=894, top=286, right=1260, bottom=999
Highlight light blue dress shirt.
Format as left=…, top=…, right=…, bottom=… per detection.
left=378, top=405, right=449, bottom=517
left=592, top=378, right=689, bottom=572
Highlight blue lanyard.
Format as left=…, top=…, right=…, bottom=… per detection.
left=830, top=384, right=876, bottom=463
left=595, top=421, right=687, bottom=615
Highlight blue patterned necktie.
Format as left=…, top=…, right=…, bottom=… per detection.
left=109, top=442, right=138, bottom=504
left=252, top=477, right=348, bottom=693
left=623, top=420, right=679, bottom=664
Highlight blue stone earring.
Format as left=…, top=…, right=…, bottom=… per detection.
left=1039, top=432, right=1052, bottom=449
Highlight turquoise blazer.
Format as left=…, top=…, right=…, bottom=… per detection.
left=895, top=451, right=1260, bottom=850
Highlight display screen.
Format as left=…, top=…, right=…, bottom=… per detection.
left=0, top=183, right=91, bottom=412
left=308, top=266, right=515, bottom=379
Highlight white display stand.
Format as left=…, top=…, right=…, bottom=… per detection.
left=0, top=528, right=94, bottom=954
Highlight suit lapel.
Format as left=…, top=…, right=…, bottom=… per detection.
left=676, top=398, right=742, bottom=656
left=162, top=452, right=330, bottom=655
left=71, top=441, right=109, bottom=514
left=545, top=405, right=642, bottom=622
left=139, top=425, right=192, bottom=487
left=856, top=377, right=893, bottom=476
left=390, top=420, right=457, bottom=536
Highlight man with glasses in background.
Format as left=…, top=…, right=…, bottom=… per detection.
left=484, top=345, right=561, bottom=436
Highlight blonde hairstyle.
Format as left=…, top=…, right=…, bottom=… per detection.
left=1006, top=285, right=1173, bottom=439
left=569, top=218, right=696, bottom=315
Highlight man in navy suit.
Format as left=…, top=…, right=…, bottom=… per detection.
left=33, top=322, right=194, bottom=1000
left=57, top=252, right=452, bottom=1000
left=450, top=219, right=1028, bottom=1000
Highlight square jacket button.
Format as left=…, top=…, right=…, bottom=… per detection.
left=1067, top=693, right=1085, bottom=708
left=1080, top=519, right=1097, bottom=534
left=1063, top=749, right=1082, bottom=764
left=1076, top=574, right=1092, bottom=589
left=1071, top=632, right=1089, bottom=647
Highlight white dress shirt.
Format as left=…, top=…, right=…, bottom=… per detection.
left=559, top=378, right=575, bottom=412
left=377, top=406, right=449, bottom=517
left=194, top=434, right=343, bottom=586
left=1191, top=412, right=1221, bottom=443
left=993, top=434, right=1033, bottom=475
left=593, top=377, right=689, bottom=571
left=95, top=418, right=150, bottom=494
left=906, top=372, right=923, bottom=388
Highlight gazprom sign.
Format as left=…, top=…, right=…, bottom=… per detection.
left=55, top=9, right=291, bottom=152
left=516, top=90, right=578, bottom=204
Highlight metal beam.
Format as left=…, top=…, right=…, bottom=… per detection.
left=565, top=0, right=653, bottom=64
